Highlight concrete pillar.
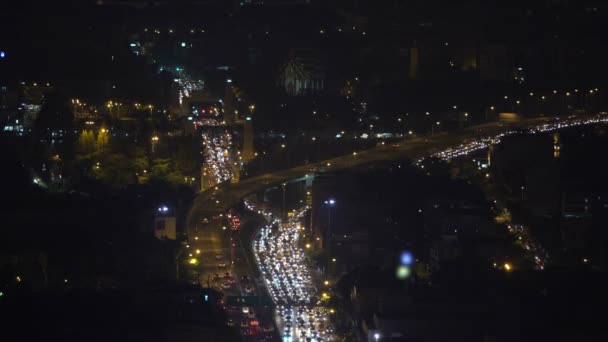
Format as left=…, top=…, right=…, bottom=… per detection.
left=242, top=119, right=254, bottom=162
left=409, top=47, right=419, bottom=80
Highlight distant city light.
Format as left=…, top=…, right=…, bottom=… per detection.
left=0, top=51, right=5, bottom=58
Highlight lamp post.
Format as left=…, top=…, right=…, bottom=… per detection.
left=431, top=121, right=440, bottom=135
left=282, top=182, right=287, bottom=221
left=324, top=199, right=336, bottom=249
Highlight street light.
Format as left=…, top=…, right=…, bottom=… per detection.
left=432, top=121, right=440, bottom=135
left=374, top=333, right=381, bottom=341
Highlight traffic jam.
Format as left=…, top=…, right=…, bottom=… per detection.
left=246, top=199, right=336, bottom=342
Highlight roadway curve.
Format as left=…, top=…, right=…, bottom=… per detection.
left=186, top=118, right=557, bottom=230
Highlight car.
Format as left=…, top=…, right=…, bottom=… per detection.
left=221, top=282, right=231, bottom=289
left=215, top=255, right=223, bottom=260
left=218, top=263, right=227, bottom=268
left=249, top=319, right=259, bottom=326
left=202, top=218, right=209, bottom=224
left=213, top=273, right=220, bottom=279
left=240, top=321, right=248, bottom=328
left=224, top=272, right=231, bottom=278
left=227, top=319, right=235, bottom=327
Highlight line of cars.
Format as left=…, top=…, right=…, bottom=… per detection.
left=246, top=199, right=336, bottom=341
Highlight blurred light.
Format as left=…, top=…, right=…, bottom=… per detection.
left=189, top=258, right=198, bottom=265
left=204, top=294, right=209, bottom=302
left=400, top=251, right=414, bottom=266
left=0, top=51, right=5, bottom=58
left=396, top=265, right=410, bottom=279
left=504, top=263, right=512, bottom=271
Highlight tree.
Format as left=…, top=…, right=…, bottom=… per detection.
left=33, top=91, right=76, bottom=180
left=77, top=129, right=96, bottom=155
left=96, top=127, right=110, bottom=150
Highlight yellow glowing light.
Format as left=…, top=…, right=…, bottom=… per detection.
left=324, top=280, right=329, bottom=286
left=305, top=243, right=311, bottom=249
left=189, top=258, right=198, bottom=265
left=196, top=249, right=201, bottom=254
left=504, top=263, right=512, bottom=271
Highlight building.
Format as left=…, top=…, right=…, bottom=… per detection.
left=154, top=205, right=177, bottom=240
left=279, top=48, right=325, bottom=96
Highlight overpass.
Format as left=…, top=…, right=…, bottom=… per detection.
left=186, top=116, right=566, bottom=230
left=187, top=114, right=608, bottom=231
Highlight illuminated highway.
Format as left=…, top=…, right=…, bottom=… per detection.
left=201, top=129, right=235, bottom=189
left=246, top=200, right=336, bottom=342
